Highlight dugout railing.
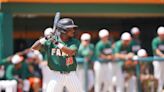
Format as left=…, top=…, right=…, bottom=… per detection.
left=76, top=57, right=164, bottom=92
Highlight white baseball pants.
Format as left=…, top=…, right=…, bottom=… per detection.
left=46, top=71, right=83, bottom=92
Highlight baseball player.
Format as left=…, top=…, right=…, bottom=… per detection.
left=94, top=29, right=114, bottom=92
left=6, top=54, right=31, bottom=92
left=114, top=32, right=136, bottom=92
left=0, top=56, right=17, bottom=92
left=31, top=18, right=83, bottom=92
left=152, top=26, right=164, bottom=92
left=26, top=50, right=42, bottom=92
left=76, top=33, right=94, bottom=92
left=130, top=27, right=141, bottom=54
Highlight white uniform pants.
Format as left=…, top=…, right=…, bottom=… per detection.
left=153, top=61, right=164, bottom=92
left=94, top=62, right=124, bottom=92
left=40, top=63, right=55, bottom=92
left=46, top=71, right=83, bottom=92
left=76, top=66, right=94, bottom=91
left=0, top=80, right=17, bottom=92
left=125, top=75, right=137, bottom=92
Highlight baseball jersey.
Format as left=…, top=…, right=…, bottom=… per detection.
left=6, top=62, right=30, bottom=80
left=131, top=39, right=141, bottom=54
left=0, top=58, right=11, bottom=80
left=152, top=37, right=164, bottom=56
left=0, top=58, right=10, bottom=66
left=114, top=40, right=133, bottom=54
left=77, top=43, right=95, bottom=68
left=43, top=36, right=80, bottom=72
left=114, top=40, right=135, bottom=71
left=95, top=40, right=113, bottom=62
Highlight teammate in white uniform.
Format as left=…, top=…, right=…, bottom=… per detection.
left=152, top=26, right=164, bottom=92
left=76, top=33, right=94, bottom=92
left=94, top=29, right=115, bottom=92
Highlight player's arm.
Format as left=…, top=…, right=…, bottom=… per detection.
left=115, top=53, right=134, bottom=60
left=114, top=43, right=133, bottom=60
left=60, top=47, right=76, bottom=56
left=95, top=44, right=107, bottom=59
left=114, top=43, right=126, bottom=60
left=152, top=39, right=164, bottom=57
left=155, top=49, right=164, bottom=57
left=31, top=38, right=46, bottom=50
left=115, top=53, right=126, bottom=60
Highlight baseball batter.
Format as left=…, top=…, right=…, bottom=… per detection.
left=152, top=26, right=164, bottom=92
left=31, top=18, right=83, bottom=92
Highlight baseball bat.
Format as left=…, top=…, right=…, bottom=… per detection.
left=52, top=12, right=61, bottom=36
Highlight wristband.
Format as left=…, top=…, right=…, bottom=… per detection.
left=39, top=38, right=46, bottom=45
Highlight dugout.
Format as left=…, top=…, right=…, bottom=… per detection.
left=0, top=0, right=164, bottom=59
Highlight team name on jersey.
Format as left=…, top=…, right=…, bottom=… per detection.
left=103, top=48, right=112, bottom=55
left=158, top=45, right=164, bottom=51
left=51, top=48, right=68, bottom=56
left=132, top=45, right=141, bottom=52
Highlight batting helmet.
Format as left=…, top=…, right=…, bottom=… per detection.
left=57, top=18, right=77, bottom=33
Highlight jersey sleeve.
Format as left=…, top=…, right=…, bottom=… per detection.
left=114, top=41, right=121, bottom=54
left=90, top=44, right=96, bottom=61
left=69, top=39, right=80, bottom=51
left=152, top=38, right=159, bottom=55
left=6, top=65, right=15, bottom=80
left=0, top=58, right=10, bottom=66
left=95, top=43, right=101, bottom=57
left=152, top=38, right=158, bottom=51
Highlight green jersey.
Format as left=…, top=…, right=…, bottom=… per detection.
left=131, top=39, right=141, bottom=54
left=152, top=37, right=164, bottom=56
left=95, top=40, right=113, bottom=62
left=114, top=40, right=133, bottom=54
left=77, top=44, right=94, bottom=60
left=0, top=58, right=11, bottom=80
left=0, top=58, right=10, bottom=66
left=44, top=37, right=80, bottom=72
left=6, top=62, right=30, bottom=80
left=77, top=44, right=95, bottom=68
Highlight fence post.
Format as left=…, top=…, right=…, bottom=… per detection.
left=84, top=59, right=88, bottom=92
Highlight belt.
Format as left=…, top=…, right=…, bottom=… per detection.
left=57, top=71, right=75, bottom=74
left=60, top=71, right=70, bottom=74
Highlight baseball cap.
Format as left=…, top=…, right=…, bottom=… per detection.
left=81, top=33, right=91, bottom=41
left=99, top=29, right=109, bottom=38
left=121, top=32, right=132, bottom=40
left=157, top=26, right=164, bottom=35
left=131, top=27, right=140, bottom=34
left=137, top=49, right=147, bottom=57
left=11, top=55, right=24, bottom=64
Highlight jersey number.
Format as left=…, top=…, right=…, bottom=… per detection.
left=66, top=57, right=73, bottom=66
